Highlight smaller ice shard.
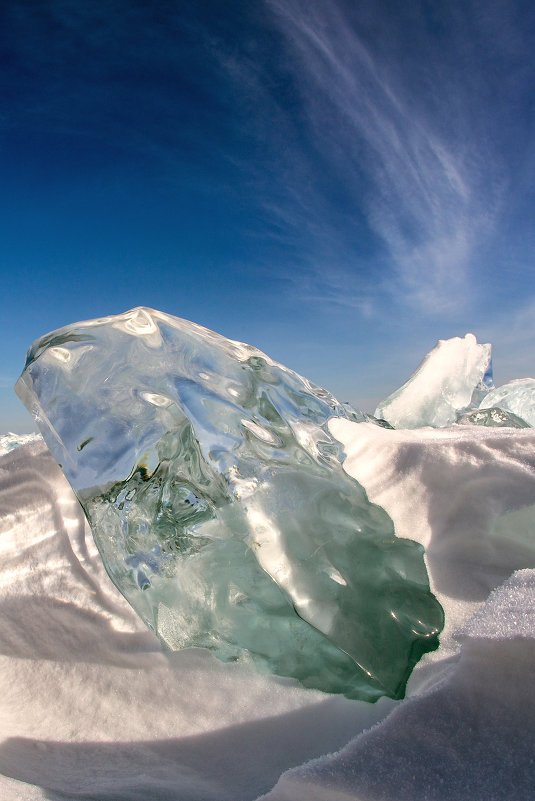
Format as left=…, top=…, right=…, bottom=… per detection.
left=479, top=378, right=535, bottom=427
left=375, top=334, right=493, bottom=429
left=15, top=308, right=443, bottom=701
left=456, top=407, right=531, bottom=428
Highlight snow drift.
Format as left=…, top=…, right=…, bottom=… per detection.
left=2, top=419, right=535, bottom=800
left=2, top=328, right=535, bottom=799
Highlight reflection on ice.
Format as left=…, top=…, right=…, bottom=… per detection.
left=15, top=307, right=443, bottom=701
left=479, top=378, right=535, bottom=427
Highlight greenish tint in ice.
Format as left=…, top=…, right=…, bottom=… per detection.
left=15, top=308, right=443, bottom=701
left=456, top=407, right=531, bottom=428
left=479, top=379, right=535, bottom=428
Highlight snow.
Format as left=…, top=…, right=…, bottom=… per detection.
left=328, top=419, right=535, bottom=663
left=2, top=421, right=535, bottom=800
left=261, top=570, right=535, bottom=801
left=0, top=440, right=396, bottom=800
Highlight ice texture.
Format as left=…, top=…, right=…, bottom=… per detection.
left=0, top=431, right=42, bottom=456
left=455, top=407, right=531, bottom=428
left=263, top=569, right=535, bottom=801
left=15, top=307, right=443, bottom=701
left=375, top=334, right=493, bottom=429
left=479, top=378, right=535, bottom=427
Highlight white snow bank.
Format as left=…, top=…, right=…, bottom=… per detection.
left=328, top=419, right=535, bottom=663
left=2, top=419, right=535, bottom=801
left=260, top=570, right=535, bottom=801
left=259, top=421, right=535, bottom=800
left=0, top=442, right=395, bottom=801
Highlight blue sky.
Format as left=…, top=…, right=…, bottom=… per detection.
left=2, top=0, right=535, bottom=432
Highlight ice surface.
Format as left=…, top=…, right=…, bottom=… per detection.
left=0, top=440, right=397, bottom=801
left=0, top=431, right=42, bottom=456
left=3, top=414, right=535, bottom=800
left=375, top=333, right=493, bottom=428
left=479, top=377, right=535, bottom=426
left=455, top=406, right=531, bottom=428
left=15, top=307, right=443, bottom=700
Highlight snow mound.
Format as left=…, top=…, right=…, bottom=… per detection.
left=260, top=569, right=535, bottom=801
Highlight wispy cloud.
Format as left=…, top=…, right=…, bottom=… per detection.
left=4, top=0, right=533, bottom=327
left=258, top=0, right=530, bottom=315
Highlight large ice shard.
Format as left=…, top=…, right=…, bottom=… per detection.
left=15, top=308, right=443, bottom=700
left=479, top=378, right=535, bottom=427
left=375, top=334, right=493, bottom=429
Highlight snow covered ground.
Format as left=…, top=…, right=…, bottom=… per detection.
left=1, top=422, right=535, bottom=800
